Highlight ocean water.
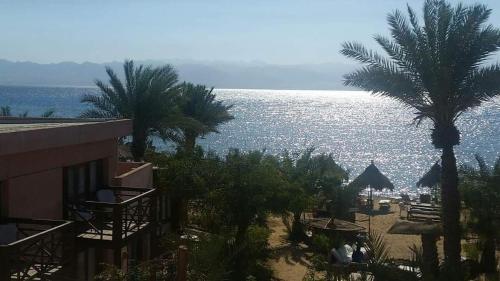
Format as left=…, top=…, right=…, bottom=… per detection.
left=1, top=85, right=499, bottom=196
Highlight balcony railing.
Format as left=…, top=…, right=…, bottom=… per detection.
left=67, top=187, right=157, bottom=243
left=0, top=218, right=74, bottom=281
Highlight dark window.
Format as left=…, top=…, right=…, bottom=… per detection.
left=0, top=181, right=3, bottom=218
left=63, top=160, right=103, bottom=206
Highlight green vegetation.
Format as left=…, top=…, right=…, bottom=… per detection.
left=81, top=61, right=233, bottom=161
left=176, top=82, right=234, bottom=153
left=0, top=105, right=55, bottom=117
left=279, top=149, right=350, bottom=240
left=151, top=149, right=287, bottom=280
left=81, top=60, right=182, bottom=161
left=304, top=231, right=421, bottom=281
left=460, top=155, right=500, bottom=274
left=146, top=146, right=354, bottom=281
left=341, top=0, right=500, bottom=278
left=86, top=1, right=500, bottom=280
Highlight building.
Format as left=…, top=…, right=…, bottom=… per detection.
left=0, top=117, right=167, bottom=280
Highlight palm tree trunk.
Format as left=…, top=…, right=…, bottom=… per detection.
left=421, top=234, right=439, bottom=280
left=440, top=145, right=462, bottom=278
left=290, top=212, right=304, bottom=241
left=131, top=127, right=147, bottom=161
left=183, top=132, right=197, bottom=153
left=480, top=237, right=496, bottom=273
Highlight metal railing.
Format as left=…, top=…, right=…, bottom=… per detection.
left=67, top=187, right=157, bottom=242
left=0, top=218, right=74, bottom=281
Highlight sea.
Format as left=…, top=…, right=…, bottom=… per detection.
left=1, top=85, right=499, bottom=197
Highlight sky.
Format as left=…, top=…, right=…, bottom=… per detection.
left=1, top=0, right=500, bottom=65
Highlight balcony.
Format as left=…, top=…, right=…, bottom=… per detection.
left=0, top=218, right=74, bottom=281
left=67, top=187, right=157, bottom=245
left=113, top=162, right=153, bottom=188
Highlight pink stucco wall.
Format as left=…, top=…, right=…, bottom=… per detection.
left=0, top=119, right=131, bottom=157
left=7, top=168, right=63, bottom=219
left=0, top=119, right=133, bottom=221
left=0, top=140, right=119, bottom=220
left=0, top=140, right=117, bottom=182
left=113, top=162, right=153, bottom=188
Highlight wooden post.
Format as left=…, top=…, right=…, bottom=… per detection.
left=368, top=185, right=372, bottom=234
left=0, top=248, right=10, bottom=281
left=421, top=234, right=439, bottom=279
left=113, top=204, right=123, bottom=242
left=176, top=245, right=188, bottom=281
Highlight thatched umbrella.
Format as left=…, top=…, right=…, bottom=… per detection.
left=350, top=161, right=394, bottom=207
left=388, top=219, right=442, bottom=235
left=388, top=220, right=441, bottom=278
left=305, top=217, right=366, bottom=233
left=349, top=161, right=394, bottom=233
left=416, top=161, right=441, bottom=203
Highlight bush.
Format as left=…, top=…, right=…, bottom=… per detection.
left=311, top=234, right=334, bottom=254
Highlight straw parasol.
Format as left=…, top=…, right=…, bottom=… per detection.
left=416, top=161, right=441, bottom=188
left=416, top=161, right=441, bottom=203
left=350, top=161, right=394, bottom=191
left=349, top=161, right=394, bottom=233
left=305, top=217, right=366, bottom=233
left=388, top=219, right=442, bottom=235
left=388, top=220, right=441, bottom=278
left=350, top=161, right=394, bottom=206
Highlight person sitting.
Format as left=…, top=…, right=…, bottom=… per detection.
left=329, top=247, right=340, bottom=264
left=352, top=243, right=364, bottom=263
left=330, top=244, right=352, bottom=264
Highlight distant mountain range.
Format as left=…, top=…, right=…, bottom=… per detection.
left=0, top=59, right=355, bottom=90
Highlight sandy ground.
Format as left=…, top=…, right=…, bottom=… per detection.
left=267, top=216, right=314, bottom=281
left=267, top=201, right=442, bottom=281
left=354, top=200, right=444, bottom=260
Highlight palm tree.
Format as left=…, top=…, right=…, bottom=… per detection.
left=0, top=106, right=55, bottom=117
left=460, top=155, right=500, bottom=274
left=0, top=106, right=11, bottom=116
left=340, top=0, right=500, bottom=277
left=81, top=60, right=180, bottom=161
left=177, top=82, right=233, bottom=152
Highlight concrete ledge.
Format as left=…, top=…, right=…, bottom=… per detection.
left=0, top=118, right=132, bottom=156
left=113, top=162, right=153, bottom=188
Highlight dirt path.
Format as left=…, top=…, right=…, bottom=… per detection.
left=267, top=203, right=498, bottom=280
left=267, top=202, right=443, bottom=280
left=355, top=201, right=444, bottom=260
left=267, top=216, right=313, bottom=281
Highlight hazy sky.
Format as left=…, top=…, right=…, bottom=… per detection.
left=1, top=0, right=500, bottom=64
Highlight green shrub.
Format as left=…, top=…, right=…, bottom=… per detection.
left=311, top=234, right=333, bottom=254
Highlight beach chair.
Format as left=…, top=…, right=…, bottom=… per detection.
left=419, top=194, right=431, bottom=204
left=400, top=194, right=411, bottom=204
left=0, top=223, right=18, bottom=245
left=378, top=199, right=391, bottom=212
left=97, top=189, right=117, bottom=203
left=407, top=203, right=441, bottom=222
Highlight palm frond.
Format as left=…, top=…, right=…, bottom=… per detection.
left=341, top=0, right=500, bottom=130
left=79, top=109, right=116, bottom=119
left=340, top=42, right=398, bottom=72
left=41, top=109, right=55, bottom=118
left=343, top=66, right=423, bottom=109
left=177, top=82, right=234, bottom=141
left=366, top=230, right=391, bottom=265
left=80, top=94, right=121, bottom=118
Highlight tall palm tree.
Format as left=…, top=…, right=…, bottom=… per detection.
left=177, top=82, right=233, bottom=152
left=460, top=155, right=500, bottom=274
left=81, top=60, right=180, bottom=161
left=340, top=0, right=500, bottom=277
